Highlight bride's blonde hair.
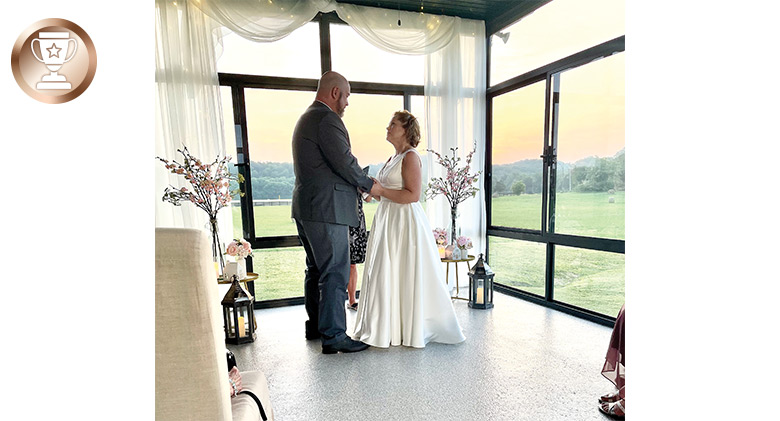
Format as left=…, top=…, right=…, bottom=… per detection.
left=394, top=110, right=421, bottom=148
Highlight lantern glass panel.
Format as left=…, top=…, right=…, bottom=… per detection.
left=476, top=278, right=485, bottom=305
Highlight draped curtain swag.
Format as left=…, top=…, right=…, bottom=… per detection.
left=155, top=0, right=486, bottom=258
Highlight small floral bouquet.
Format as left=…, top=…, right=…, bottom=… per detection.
left=226, top=239, right=253, bottom=260
left=456, top=236, right=473, bottom=250
left=426, top=142, right=482, bottom=246
left=433, top=228, right=449, bottom=246
left=157, top=146, right=244, bottom=271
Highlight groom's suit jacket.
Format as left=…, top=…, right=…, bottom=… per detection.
left=291, top=101, right=373, bottom=227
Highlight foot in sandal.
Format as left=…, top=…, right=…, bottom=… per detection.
left=598, top=398, right=625, bottom=419
left=599, top=391, right=620, bottom=404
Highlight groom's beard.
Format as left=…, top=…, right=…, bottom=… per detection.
left=336, top=93, right=347, bottom=117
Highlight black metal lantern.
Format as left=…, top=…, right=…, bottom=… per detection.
left=221, top=275, right=256, bottom=344
left=468, top=254, right=494, bottom=309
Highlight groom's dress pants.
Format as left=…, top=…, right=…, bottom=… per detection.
left=295, top=218, right=350, bottom=345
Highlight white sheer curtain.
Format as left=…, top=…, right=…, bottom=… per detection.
left=157, top=0, right=487, bottom=260
left=154, top=0, right=232, bottom=241
left=333, top=4, right=456, bottom=55
left=424, top=20, right=487, bottom=258
left=195, top=0, right=332, bottom=42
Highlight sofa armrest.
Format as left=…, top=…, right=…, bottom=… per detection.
left=232, top=371, right=274, bottom=421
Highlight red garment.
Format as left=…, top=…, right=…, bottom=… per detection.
left=602, top=304, right=625, bottom=393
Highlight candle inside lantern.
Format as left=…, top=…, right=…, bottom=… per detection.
left=438, top=245, right=445, bottom=259
left=476, top=287, right=484, bottom=304
left=214, top=262, right=220, bottom=278
left=237, top=316, right=245, bottom=337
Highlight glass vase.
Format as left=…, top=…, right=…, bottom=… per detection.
left=449, top=205, right=458, bottom=248
left=208, top=217, right=225, bottom=278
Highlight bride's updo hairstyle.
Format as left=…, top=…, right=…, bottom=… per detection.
left=394, top=110, right=421, bottom=148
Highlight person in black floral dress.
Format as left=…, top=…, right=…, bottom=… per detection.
left=347, top=194, right=369, bottom=310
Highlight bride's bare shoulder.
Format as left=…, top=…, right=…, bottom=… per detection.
left=402, top=149, right=422, bottom=167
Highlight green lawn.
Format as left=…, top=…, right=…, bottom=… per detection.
left=491, top=191, right=624, bottom=239
left=232, top=191, right=624, bottom=317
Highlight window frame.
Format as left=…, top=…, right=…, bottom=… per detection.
left=486, top=36, right=625, bottom=325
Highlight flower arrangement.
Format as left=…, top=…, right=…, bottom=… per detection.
left=456, top=236, right=473, bottom=250
left=433, top=228, right=449, bottom=246
left=226, top=239, right=253, bottom=260
left=157, top=146, right=244, bottom=271
left=426, top=142, right=482, bottom=245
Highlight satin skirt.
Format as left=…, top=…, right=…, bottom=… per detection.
left=352, top=199, right=465, bottom=348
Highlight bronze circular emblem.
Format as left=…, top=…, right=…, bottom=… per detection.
left=10, top=18, right=97, bottom=104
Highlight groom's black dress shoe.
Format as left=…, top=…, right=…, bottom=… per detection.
left=322, top=337, right=370, bottom=354
left=306, top=331, right=321, bottom=340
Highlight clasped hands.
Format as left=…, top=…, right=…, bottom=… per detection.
left=364, top=178, right=383, bottom=202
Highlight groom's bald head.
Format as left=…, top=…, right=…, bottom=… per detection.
left=316, top=71, right=350, bottom=117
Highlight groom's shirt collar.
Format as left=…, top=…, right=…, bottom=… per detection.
left=315, top=100, right=333, bottom=112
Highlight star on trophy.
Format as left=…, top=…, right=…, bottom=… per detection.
left=31, top=32, right=78, bottom=90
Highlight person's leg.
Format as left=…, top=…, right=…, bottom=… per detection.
left=295, top=219, right=320, bottom=338
left=298, top=219, right=350, bottom=346
left=347, top=264, right=357, bottom=306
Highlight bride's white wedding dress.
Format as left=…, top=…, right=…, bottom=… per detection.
left=352, top=148, right=465, bottom=348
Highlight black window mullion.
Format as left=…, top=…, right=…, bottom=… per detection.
left=319, top=17, right=331, bottom=75
left=540, top=73, right=551, bottom=236
left=547, top=73, right=561, bottom=235
left=232, top=86, right=255, bottom=242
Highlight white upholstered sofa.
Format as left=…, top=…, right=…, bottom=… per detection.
left=156, top=228, right=274, bottom=420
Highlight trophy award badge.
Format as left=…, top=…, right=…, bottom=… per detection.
left=11, top=18, right=97, bottom=104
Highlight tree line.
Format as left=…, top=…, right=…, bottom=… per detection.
left=229, top=149, right=624, bottom=200
left=492, top=149, right=625, bottom=196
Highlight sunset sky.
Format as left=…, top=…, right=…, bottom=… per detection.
left=216, top=0, right=624, bottom=166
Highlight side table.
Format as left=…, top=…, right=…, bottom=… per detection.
left=218, top=272, right=259, bottom=294
left=441, top=255, right=475, bottom=300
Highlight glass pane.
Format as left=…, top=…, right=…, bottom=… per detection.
left=490, top=80, right=545, bottom=230
left=216, top=22, right=321, bottom=79
left=487, top=236, right=546, bottom=297
left=490, top=0, right=625, bottom=86
left=245, top=88, right=314, bottom=237
left=343, top=93, right=401, bottom=226
left=251, top=247, right=373, bottom=301
left=331, top=23, right=424, bottom=85
left=220, top=86, right=244, bottom=240
left=342, top=93, right=404, bottom=174
left=553, top=245, right=624, bottom=316
left=251, top=247, right=307, bottom=300
left=553, top=53, right=625, bottom=240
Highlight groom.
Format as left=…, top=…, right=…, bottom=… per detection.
left=291, top=71, right=379, bottom=354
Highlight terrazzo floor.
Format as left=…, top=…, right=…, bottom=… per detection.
left=228, top=290, right=617, bottom=421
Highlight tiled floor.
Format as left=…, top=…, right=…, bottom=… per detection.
left=229, top=290, right=617, bottom=421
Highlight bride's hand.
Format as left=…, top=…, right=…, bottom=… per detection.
left=369, top=178, right=384, bottom=198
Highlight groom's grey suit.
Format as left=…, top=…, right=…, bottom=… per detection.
left=291, top=101, right=373, bottom=346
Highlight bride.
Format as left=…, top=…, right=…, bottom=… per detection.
left=352, top=110, right=465, bottom=348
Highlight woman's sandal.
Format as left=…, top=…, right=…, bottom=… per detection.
left=348, top=302, right=358, bottom=311
left=599, top=391, right=621, bottom=404
left=598, top=399, right=625, bottom=419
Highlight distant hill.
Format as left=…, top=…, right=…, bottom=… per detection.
left=492, top=148, right=624, bottom=194
left=231, top=147, right=623, bottom=200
